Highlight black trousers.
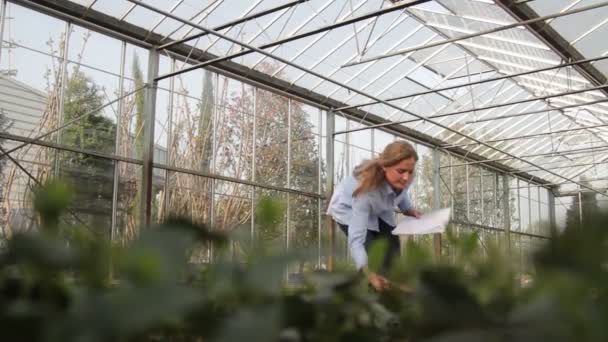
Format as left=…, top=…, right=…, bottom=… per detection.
left=337, top=218, right=400, bottom=274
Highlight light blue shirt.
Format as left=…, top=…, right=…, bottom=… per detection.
left=326, top=175, right=412, bottom=269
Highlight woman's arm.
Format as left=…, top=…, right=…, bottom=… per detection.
left=397, top=192, right=421, bottom=218
left=348, top=194, right=372, bottom=270
left=350, top=194, right=392, bottom=291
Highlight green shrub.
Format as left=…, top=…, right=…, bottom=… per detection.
left=1, top=180, right=607, bottom=341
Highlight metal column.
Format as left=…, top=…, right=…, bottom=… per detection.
left=286, top=99, right=292, bottom=252
left=325, top=110, right=335, bottom=270
left=548, top=188, right=557, bottom=237
left=0, top=0, right=8, bottom=64
left=432, top=148, right=442, bottom=259
left=139, top=48, right=159, bottom=227
left=503, top=175, right=511, bottom=256
left=251, top=88, right=257, bottom=244
left=110, top=41, right=127, bottom=243
left=317, top=107, right=322, bottom=268
left=53, top=21, right=71, bottom=177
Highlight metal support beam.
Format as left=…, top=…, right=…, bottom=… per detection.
left=496, top=0, right=608, bottom=97
left=335, top=84, right=608, bottom=135
left=465, top=98, right=608, bottom=124
left=344, top=0, right=608, bottom=67
left=140, top=48, right=159, bottom=227
left=336, top=54, right=608, bottom=112
left=147, top=0, right=431, bottom=81
left=511, top=160, right=608, bottom=174
left=444, top=123, right=608, bottom=148
left=441, top=145, right=608, bottom=168
left=157, top=0, right=308, bottom=50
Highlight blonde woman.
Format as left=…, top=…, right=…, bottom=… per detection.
left=327, top=141, right=421, bottom=290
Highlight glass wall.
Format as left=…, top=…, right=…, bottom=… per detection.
left=0, top=3, right=324, bottom=272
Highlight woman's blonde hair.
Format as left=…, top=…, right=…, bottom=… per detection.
left=352, top=140, right=418, bottom=197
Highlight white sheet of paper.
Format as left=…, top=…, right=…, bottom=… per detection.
left=392, top=208, right=451, bottom=235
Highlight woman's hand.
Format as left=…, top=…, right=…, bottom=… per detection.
left=405, top=208, right=422, bottom=219
left=363, top=268, right=391, bottom=291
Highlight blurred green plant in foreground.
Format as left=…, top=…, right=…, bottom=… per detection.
left=1, top=179, right=608, bottom=341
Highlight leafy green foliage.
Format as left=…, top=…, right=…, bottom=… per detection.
left=1, top=180, right=608, bottom=341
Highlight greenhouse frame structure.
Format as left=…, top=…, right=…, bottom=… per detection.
left=1, top=0, right=607, bottom=273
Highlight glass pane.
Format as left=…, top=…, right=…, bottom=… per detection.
left=170, top=69, right=215, bottom=173
left=468, top=165, right=482, bottom=225
left=166, top=172, right=212, bottom=263
left=415, top=144, right=434, bottom=212
left=255, top=90, right=288, bottom=187
left=290, top=100, right=320, bottom=193
left=519, top=181, right=531, bottom=233
left=288, top=195, right=319, bottom=280
left=349, top=145, right=372, bottom=171
left=118, top=53, right=148, bottom=160
left=115, top=162, right=141, bottom=242
left=68, top=26, right=122, bottom=73
left=216, top=75, right=253, bottom=180
left=62, top=63, right=118, bottom=155
left=1, top=146, right=53, bottom=237
left=57, top=151, right=114, bottom=237
left=509, top=177, right=520, bottom=231
left=452, top=159, right=467, bottom=222
left=348, top=120, right=372, bottom=150
left=214, top=181, right=252, bottom=232
left=254, top=189, right=286, bottom=250
left=166, top=172, right=212, bottom=224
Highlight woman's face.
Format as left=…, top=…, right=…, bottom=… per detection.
left=384, top=157, right=416, bottom=191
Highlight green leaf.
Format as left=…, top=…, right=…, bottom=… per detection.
left=214, top=306, right=280, bottom=342
left=367, top=239, right=388, bottom=274
left=33, top=179, right=73, bottom=229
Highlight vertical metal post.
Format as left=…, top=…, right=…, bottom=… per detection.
left=54, top=21, right=71, bottom=177
left=480, top=170, right=485, bottom=224
left=503, top=175, right=511, bottom=256
left=432, top=148, right=441, bottom=259
left=536, top=186, right=541, bottom=235
left=465, top=163, right=470, bottom=225
left=251, top=88, right=257, bottom=244
left=110, top=41, right=126, bottom=242
left=449, top=154, right=454, bottom=213
left=209, top=72, right=219, bottom=261
left=325, top=110, right=335, bottom=271
left=163, top=59, right=176, bottom=219
left=317, top=107, right=322, bottom=268
left=578, top=191, right=583, bottom=225
left=494, top=174, right=498, bottom=227
left=370, top=127, right=375, bottom=155
left=286, top=99, right=292, bottom=253
left=526, top=182, right=532, bottom=232
left=0, top=0, right=7, bottom=64
left=139, top=48, right=159, bottom=227
left=548, top=188, right=557, bottom=237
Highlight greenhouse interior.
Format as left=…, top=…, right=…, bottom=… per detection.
left=1, top=0, right=608, bottom=341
